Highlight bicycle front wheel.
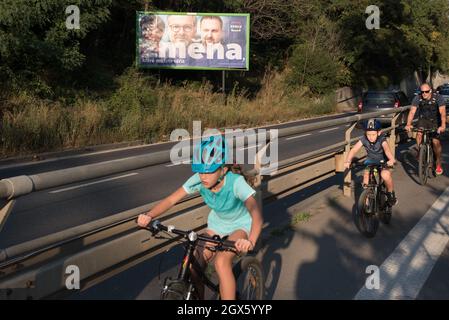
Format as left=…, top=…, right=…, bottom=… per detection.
left=379, top=185, right=392, bottom=225
left=161, top=279, right=198, bottom=300
left=234, top=256, right=264, bottom=300
left=418, top=145, right=429, bottom=185
left=356, top=189, right=379, bottom=238
left=428, top=147, right=435, bottom=178
left=381, top=205, right=392, bottom=225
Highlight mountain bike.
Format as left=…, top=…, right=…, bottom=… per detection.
left=145, top=219, right=264, bottom=300
left=353, top=161, right=393, bottom=238
left=413, top=128, right=437, bottom=186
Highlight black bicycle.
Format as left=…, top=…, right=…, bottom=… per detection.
left=146, top=220, right=264, bottom=300
left=413, top=128, right=437, bottom=186
left=353, top=161, right=393, bottom=238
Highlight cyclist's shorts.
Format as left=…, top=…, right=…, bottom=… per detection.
left=363, top=158, right=390, bottom=172
left=364, top=158, right=386, bottom=166
left=417, top=118, right=441, bottom=139
left=207, top=219, right=251, bottom=239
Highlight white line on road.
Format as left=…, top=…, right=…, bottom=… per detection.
left=285, top=134, right=312, bottom=141
left=49, top=173, right=139, bottom=194
left=165, top=160, right=191, bottom=167
left=0, top=145, right=153, bottom=171
left=319, top=127, right=340, bottom=133
left=239, top=144, right=262, bottom=151
left=354, top=186, right=449, bottom=300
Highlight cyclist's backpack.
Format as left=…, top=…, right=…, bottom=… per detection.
left=418, top=93, right=440, bottom=121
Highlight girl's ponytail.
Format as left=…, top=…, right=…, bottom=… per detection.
left=225, top=164, right=256, bottom=187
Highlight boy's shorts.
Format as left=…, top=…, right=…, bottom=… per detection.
left=363, top=158, right=390, bottom=172
left=364, top=158, right=386, bottom=166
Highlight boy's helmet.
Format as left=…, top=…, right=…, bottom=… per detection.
left=191, top=135, right=228, bottom=173
left=364, top=118, right=381, bottom=131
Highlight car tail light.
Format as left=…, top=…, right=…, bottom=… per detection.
left=394, top=100, right=400, bottom=108
left=358, top=101, right=363, bottom=112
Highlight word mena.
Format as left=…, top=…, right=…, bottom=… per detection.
left=159, top=42, right=243, bottom=60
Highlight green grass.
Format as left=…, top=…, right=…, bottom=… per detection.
left=291, top=212, right=311, bottom=225
left=269, top=212, right=312, bottom=238
left=0, top=68, right=338, bottom=158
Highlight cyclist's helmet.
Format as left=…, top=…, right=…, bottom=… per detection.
left=364, top=118, right=382, bottom=131
left=191, top=134, right=228, bottom=173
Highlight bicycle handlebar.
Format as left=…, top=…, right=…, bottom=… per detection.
left=411, top=127, right=439, bottom=133
left=350, top=161, right=393, bottom=169
left=146, top=220, right=238, bottom=252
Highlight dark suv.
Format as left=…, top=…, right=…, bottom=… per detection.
left=436, top=84, right=449, bottom=107
left=358, top=90, right=410, bottom=126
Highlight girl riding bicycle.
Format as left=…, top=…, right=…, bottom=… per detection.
left=344, top=119, right=398, bottom=206
left=137, top=134, right=263, bottom=300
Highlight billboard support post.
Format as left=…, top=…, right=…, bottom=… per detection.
left=222, top=70, right=226, bottom=93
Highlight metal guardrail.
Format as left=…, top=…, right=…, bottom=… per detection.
left=0, top=106, right=411, bottom=299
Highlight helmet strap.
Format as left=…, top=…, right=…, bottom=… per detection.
left=209, top=166, right=227, bottom=190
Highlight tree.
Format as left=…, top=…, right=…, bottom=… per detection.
left=399, top=0, right=449, bottom=83
left=0, top=0, right=112, bottom=96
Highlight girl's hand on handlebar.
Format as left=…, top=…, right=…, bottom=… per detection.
left=387, top=159, right=395, bottom=167
left=137, top=213, right=152, bottom=228
left=344, top=161, right=351, bottom=170
left=235, top=239, right=254, bottom=253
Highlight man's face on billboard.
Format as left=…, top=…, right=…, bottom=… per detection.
left=200, top=18, right=223, bottom=45
left=167, top=15, right=196, bottom=45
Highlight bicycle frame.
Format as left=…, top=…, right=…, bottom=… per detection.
left=149, top=220, right=244, bottom=299
left=415, top=128, right=437, bottom=184
left=365, top=163, right=389, bottom=214
left=424, top=131, right=435, bottom=167
left=175, top=236, right=220, bottom=296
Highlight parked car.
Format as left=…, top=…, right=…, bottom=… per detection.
left=357, top=90, right=410, bottom=126
left=436, top=84, right=449, bottom=107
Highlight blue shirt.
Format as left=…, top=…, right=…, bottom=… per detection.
left=182, top=171, right=256, bottom=236
left=360, top=134, right=387, bottom=162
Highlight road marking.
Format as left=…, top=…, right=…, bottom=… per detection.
left=354, top=186, right=449, bottom=300
left=49, top=173, right=139, bottom=193
left=0, top=145, right=154, bottom=171
left=166, top=160, right=191, bottom=167
left=239, top=144, right=262, bottom=151
left=285, top=134, right=312, bottom=141
left=319, top=127, right=340, bottom=133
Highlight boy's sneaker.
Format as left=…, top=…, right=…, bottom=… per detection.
left=386, top=191, right=398, bottom=206
left=436, top=165, right=444, bottom=176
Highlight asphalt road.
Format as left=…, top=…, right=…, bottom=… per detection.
left=67, top=139, right=449, bottom=300
left=1, top=112, right=366, bottom=248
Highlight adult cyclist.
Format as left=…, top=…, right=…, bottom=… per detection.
left=405, top=83, right=446, bottom=175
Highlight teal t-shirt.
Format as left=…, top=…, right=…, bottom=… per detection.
left=182, top=171, right=256, bottom=236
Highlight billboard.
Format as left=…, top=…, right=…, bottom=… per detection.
left=136, top=12, right=250, bottom=70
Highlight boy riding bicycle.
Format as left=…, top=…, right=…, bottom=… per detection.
left=344, top=119, right=398, bottom=206
left=137, top=134, right=263, bottom=300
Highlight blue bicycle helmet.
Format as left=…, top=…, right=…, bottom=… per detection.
left=364, top=118, right=381, bottom=131
left=191, top=135, right=228, bottom=173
